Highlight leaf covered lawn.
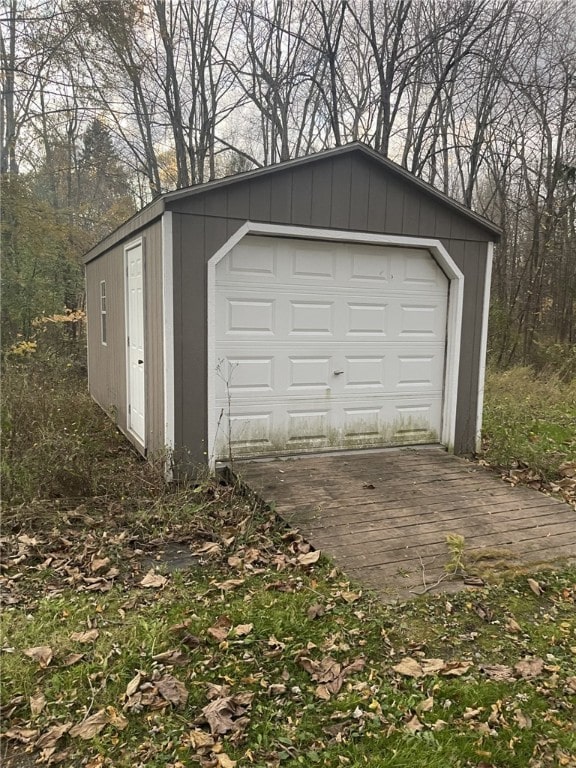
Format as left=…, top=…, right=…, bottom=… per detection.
left=1, top=486, right=575, bottom=768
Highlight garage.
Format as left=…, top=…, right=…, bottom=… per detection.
left=214, top=235, right=450, bottom=459
left=84, top=142, right=500, bottom=472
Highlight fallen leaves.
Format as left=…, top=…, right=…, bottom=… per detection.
left=139, top=569, right=168, bottom=589
left=299, top=656, right=366, bottom=700
left=69, top=710, right=108, bottom=740
left=70, top=628, right=99, bottom=643
left=123, top=670, right=189, bottom=711
left=392, top=657, right=473, bottom=679
left=29, top=691, right=46, bottom=718
left=199, top=691, right=254, bottom=736
left=23, top=645, right=53, bottom=668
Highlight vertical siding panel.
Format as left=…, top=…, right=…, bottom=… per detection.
left=172, top=213, right=184, bottom=453
left=177, top=214, right=207, bottom=464
left=330, top=155, right=352, bottom=229
left=310, top=161, right=332, bottom=227
left=367, top=166, right=387, bottom=230
left=249, top=177, right=272, bottom=220
left=433, top=206, right=452, bottom=239
left=270, top=171, right=293, bottom=223
left=226, top=185, right=250, bottom=221
left=291, top=166, right=313, bottom=226
left=86, top=244, right=127, bottom=438
left=384, top=177, right=405, bottom=233
left=402, top=190, right=420, bottom=234
left=449, top=212, right=469, bottom=241
left=418, top=197, right=437, bottom=237
left=349, top=155, right=371, bottom=231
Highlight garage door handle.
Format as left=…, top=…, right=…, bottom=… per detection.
left=333, top=370, right=344, bottom=375
left=138, top=359, right=144, bottom=365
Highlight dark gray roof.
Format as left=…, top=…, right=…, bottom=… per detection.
left=84, top=141, right=500, bottom=263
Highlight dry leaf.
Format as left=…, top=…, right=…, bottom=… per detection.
left=341, top=590, right=361, bottom=603
left=514, top=657, right=544, bottom=678
left=231, top=623, right=253, bottom=638
left=393, top=657, right=423, bottom=678
left=421, top=658, right=447, bottom=675
left=416, top=696, right=434, bottom=714
left=194, top=541, right=221, bottom=556
left=186, top=729, right=215, bottom=749
left=208, top=616, right=233, bottom=642
left=70, top=629, right=99, bottom=644
left=23, top=645, right=53, bottom=668
left=215, top=754, right=237, bottom=768
left=214, top=578, right=245, bottom=591
left=4, top=727, right=38, bottom=744
left=441, top=661, right=473, bottom=677
left=106, top=706, right=128, bottom=730
left=527, top=578, right=543, bottom=596
left=481, top=664, right=515, bottom=681
left=201, top=694, right=252, bottom=735
left=463, top=707, right=483, bottom=719
left=30, top=691, right=46, bottom=718
left=152, top=649, right=190, bottom=665
left=125, top=671, right=143, bottom=698
left=90, top=557, right=110, bottom=573
left=156, top=674, right=188, bottom=707
left=62, top=652, right=84, bottom=666
left=307, top=603, right=325, bottom=620
left=514, top=710, right=532, bottom=729
left=140, top=570, right=168, bottom=588
left=35, top=723, right=72, bottom=750
left=405, top=714, right=424, bottom=732
left=70, top=710, right=108, bottom=740
left=505, top=617, right=522, bottom=633
left=297, top=550, right=321, bottom=566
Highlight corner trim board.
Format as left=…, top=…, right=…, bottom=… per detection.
left=475, top=241, right=494, bottom=452
left=206, top=222, right=465, bottom=470
left=162, top=212, right=175, bottom=475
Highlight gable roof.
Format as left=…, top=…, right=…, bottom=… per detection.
left=84, top=142, right=500, bottom=263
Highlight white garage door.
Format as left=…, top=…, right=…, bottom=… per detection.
left=214, top=236, right=448, bottom=460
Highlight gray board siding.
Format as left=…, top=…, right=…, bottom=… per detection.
left=170, top=152, right=492, bottom=465
left=86, top=220, right=165, bottom=456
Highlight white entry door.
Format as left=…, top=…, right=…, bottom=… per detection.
left=125, top=240, right=146, bottom=445
left=214, top=236, right=448, bottom=460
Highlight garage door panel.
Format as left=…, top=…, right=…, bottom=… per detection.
left=349, top=246, right=391, bottom=281
left=346, top=302, right=388, bottom=336
left=398, top=303, right=446, bottom=338
left=288, top=356, right=331, bottom=390
left=221, top=357, right=274, bottom=394
left=225, top=298, right=275, bottom=335
left=289, top=301, right=334, bottom=335
left=227, top=239, right=278, bottom=278
left=215, top=236, right=448, bottom=459
left=401, top=250, right=445, bottom=286
left=291, top=243, right=337, bottom=280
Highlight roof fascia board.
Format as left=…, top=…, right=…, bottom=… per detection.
left=83, top=198, right=165, bottom=264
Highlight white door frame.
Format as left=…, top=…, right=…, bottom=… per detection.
left=207, top=222, right=464, bottom=469
left=124, top=237, right=146, bottom=447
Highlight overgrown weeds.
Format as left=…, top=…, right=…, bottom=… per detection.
left=482, top=367, right=576, bottom=480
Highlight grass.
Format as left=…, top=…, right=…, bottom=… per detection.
left=482, top=367, right=576, bottom=479
left=1, top=354, right=575, bottom=767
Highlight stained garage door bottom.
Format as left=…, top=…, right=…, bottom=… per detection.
left=236, top=447, right=576, bottom=601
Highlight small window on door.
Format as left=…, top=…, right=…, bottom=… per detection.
left=100, top=281, right=107, bottom=345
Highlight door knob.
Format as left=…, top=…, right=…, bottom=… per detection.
left=138, top=359, right=144, bottom=364
left=333, top=370, right=344, bottom=375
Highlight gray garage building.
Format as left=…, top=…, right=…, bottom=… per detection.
left=84, top=142, right=500, bottom=471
